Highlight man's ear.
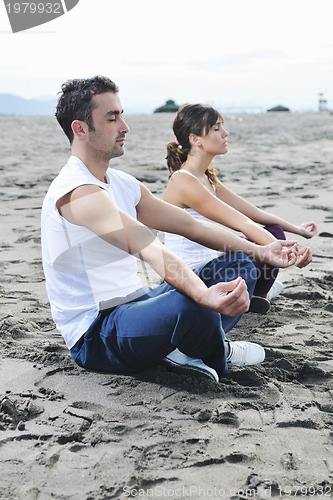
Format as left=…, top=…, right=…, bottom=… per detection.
left=71, top=120, right=87, bottom=139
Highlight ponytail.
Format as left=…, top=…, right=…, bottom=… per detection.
left=166, top=140, right=189, bottom=177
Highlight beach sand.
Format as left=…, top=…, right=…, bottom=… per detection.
left=0, top=111, right=332, bottom=499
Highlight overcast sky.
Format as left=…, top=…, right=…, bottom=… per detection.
left=0, top=0, right=332, bottom=112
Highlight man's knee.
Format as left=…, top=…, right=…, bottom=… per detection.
left=199, top=252, right=257, bottom=291
left=172, top=296, right=222, bottom=347
left=175, top=294, right=220, bottom=326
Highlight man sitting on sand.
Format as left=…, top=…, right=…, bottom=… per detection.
left=41, top=75, right=298, bottom=382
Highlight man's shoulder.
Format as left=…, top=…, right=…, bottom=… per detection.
left=44, top=157, right=93, bottom=203
left=50, top=156, right=84, bottom=183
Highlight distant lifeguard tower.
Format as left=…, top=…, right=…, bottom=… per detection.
left=318, top=92, right=328, bottom=112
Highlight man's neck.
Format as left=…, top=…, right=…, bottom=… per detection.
left=71, top=149, right=110, bottom=183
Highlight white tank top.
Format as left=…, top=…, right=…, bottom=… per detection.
left=41, top=156, right=145, bottom=349
left=164, top=170, right=221, bottom=269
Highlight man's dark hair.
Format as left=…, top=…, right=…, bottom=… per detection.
left=55, top=75, right=119, bottom=143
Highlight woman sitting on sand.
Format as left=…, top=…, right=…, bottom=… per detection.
left=163, top=104, right=317, bottom=312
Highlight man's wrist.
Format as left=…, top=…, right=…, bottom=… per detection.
left=190, top=282, right=209, bottom=306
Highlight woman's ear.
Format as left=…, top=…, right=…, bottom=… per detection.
left=189, top=133, right=201, bottom=147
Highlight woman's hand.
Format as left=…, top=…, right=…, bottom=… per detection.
left=299, top=222, right=317, bottom=239
left=259, top=240, right=298, bottom=268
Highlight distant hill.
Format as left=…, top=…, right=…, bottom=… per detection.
left=0, top=94, right=153, bottom=115
left=0, top=94, right=57, bottom=116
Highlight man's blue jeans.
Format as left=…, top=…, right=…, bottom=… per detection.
left=70, top=252, right=256, bottom=377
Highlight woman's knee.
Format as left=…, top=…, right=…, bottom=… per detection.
left=265, top=224, right=286, bottom=240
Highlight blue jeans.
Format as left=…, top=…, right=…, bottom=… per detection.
left=70, top=252, right=256, bottom=377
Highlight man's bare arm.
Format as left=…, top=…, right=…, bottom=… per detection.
left=137, top=183, right=298, bottom=268
left=57, top=184, right=249, bottom=312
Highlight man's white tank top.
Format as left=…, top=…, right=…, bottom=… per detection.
left=41, top=156, right=145, bottom=349
left=164, top=170, right=220, bottom=269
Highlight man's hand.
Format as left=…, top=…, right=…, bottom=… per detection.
left=295, top=246, right=312, bottom=268
left=197, top=277, right=250, bottom=316
left=259, top=240, right=298, bottom=268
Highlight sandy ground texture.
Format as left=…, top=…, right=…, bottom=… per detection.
left=0, top=111, right=332, bottom=499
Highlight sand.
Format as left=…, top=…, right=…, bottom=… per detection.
left=0, top=111, right=332, bottom=499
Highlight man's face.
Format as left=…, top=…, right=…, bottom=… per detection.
left=86, top=92, right=130, bottom=161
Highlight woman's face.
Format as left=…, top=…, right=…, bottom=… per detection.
left=200, top=118, right=229, bottom=156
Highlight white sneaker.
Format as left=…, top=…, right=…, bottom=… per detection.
left=162, top=349, right=219, bottom=382
left=266, top=280, right=284, bottom=301
left=227, top=341, right=265, bottom=367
